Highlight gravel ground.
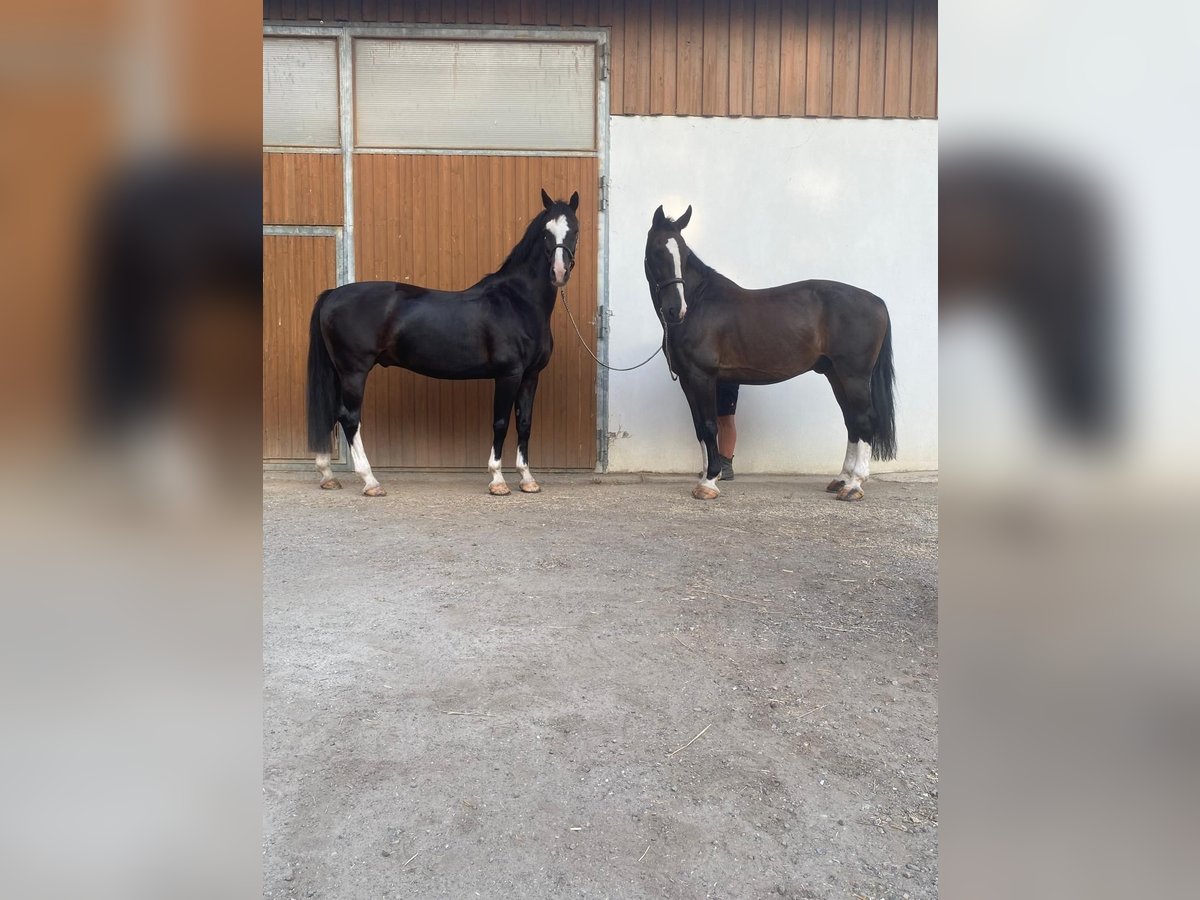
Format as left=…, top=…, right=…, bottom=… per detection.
left=264, top=470, right=938, bottom=899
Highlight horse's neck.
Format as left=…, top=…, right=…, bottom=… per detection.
left=505, top=259, right=557, bottom=319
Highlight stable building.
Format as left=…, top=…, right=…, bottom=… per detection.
left=263, top=1, right=937, bottom=475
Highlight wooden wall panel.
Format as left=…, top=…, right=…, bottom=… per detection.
left=727, top=0, right=755, bottom=115
left=265, top=0, right=936, bottom=117
left=262, top=153, right=343, bottom=225
left=263, top=234, right=338, bottom=460
left=910, top=0, right=937, bottom=117
left=701, top=0, right=730, bottom=116
left=883, top=0, right=914, bottom=117
left=777, top=1, right=807, bottom=116
left=857, top=0, right=886, bottom=115
left=805, top=0, right=834, bottom=116
left=831, top=0, right=860, bottom=116
left=353, top=154, right=599, bottom=469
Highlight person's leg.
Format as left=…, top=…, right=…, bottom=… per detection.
left=715, top=382, right=739, bottom=479
left=717, top=415, right=737, bottom=459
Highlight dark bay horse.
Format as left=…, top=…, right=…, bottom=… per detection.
left=644, top=205, right=896, bottom=501
left=306, top=190, right=580, bottom=496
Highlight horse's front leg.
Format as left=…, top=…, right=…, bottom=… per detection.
left=681, top=373, right=721, bottom=500
left=514, top=370, right=542, bottom=493
left=487, top=374, right=522, bottom=495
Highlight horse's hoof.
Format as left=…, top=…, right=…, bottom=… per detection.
left=489, top=483, right=511, bottom=496
left=826, top=478, right=846, bottom=493
left=691, top=484, right=720, bottom=500
left=362, top=485, right=387, bottom=497
left=519, top=480, right=541, bottom=493
left=836, top=486, right=864, bottom=502
left=320, top=478, right=343, bottom=490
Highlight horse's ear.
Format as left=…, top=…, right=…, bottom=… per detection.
left=541, top=188, right=554, bottom=210
left=569, top=191, right=579, bottom=211
left=652, top=205, right=667, bottom=229
left=677, top=205, right=693, bottom=230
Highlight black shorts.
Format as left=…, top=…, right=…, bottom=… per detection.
left=716, top=381, right=740, bottom=417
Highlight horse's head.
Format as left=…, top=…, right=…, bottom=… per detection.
left=540, top=189, right=580, bottom=289
left=645, top=204, right=693, bottom=324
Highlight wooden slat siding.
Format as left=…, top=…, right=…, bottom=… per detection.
left=831, top=0, right=860, bottom=115
left=263, top=234, right=338, bottom=460
left=352, top=154, right=598, bottom=469
left=857, top=0, right=885, bottom=115
left=909, top=0, right=936, bottom=116
left=701, top=0, right=730, bottom=116
left=752, top=0, right=781, bottom=116
left=805, top=0, right=833, bottom=116
left=727, top=0, right=755, bottom=115
left=624, top=1, right=651, bottom=115
left=777, top=0, right=807, bottom=116
left=675, top=0, right=703, bottom=114
left=883, top=0, right=913, bottom=116
left=265, top=1, right=936, bottom=119
left=263, top=153, right=343, bottom=225
left=649, top=0, right=678, bottom=116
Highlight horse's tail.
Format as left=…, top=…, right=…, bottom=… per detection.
left=870, top=309, right=897, bottom=461
left=306, top=289, right=339, bottom=453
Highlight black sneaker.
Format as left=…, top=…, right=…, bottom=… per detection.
left=719, top=455, right=735, bottom=481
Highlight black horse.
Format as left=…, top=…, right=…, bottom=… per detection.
left=644, top=205, right=896, bottom=501
left=307, top=190, right=580, bottom=496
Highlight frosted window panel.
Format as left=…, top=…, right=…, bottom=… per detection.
left=263, top=38, right=340, bottom=147
left=355, top=40, right=596, bottom=151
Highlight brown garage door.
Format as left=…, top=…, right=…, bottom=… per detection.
left=354, top=154, right=598, bottom=470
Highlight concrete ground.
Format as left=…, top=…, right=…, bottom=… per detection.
left=264, top=470, right=938, bottom=899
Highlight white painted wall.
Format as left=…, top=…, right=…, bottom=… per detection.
left=603, top=116, right=937, bottom=474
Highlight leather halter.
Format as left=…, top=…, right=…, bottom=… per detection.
left=644, top=257, right=686, bottom=330
left=545, top=239, right=576, bottom=272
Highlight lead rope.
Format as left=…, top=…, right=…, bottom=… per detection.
left=558, top=284, right=677, bottom=379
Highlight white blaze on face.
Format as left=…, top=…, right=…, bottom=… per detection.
left=665, top=237, right=687, bottom=318
left=546, top=215, right=569, bottom=284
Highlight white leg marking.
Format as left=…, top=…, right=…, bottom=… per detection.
left=516, top=449, right=534, bottom=485
left=843, top=441, right=871, bottom=491
left=546, top=215, right=569, bottom=284
left=350, top=429, right=380, bottom=490
left=696, top=441, right=719, bottom=494
left=665, top=237, right=687, bottom=318
left=488, top=449, right=506, bottom=488
left=315, top=452, right=333, bottom=482
left=837, top=441, right=856, bottom=480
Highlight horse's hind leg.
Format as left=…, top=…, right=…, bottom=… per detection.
left=338, top=371, right=386, bottom=497
left=514, top=371, right=542, bottom=493
left=831, top=373, right=876, bottom=502
left=487, top=374, right=522, bottom=496
left=823, top=370, right=856, bottom=494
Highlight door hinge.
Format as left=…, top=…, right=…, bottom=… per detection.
left=600, top=44, right=610, bottom=81
left=595, top=307, right=612, bottom=340
left=599, top=175, right=608, bottom=211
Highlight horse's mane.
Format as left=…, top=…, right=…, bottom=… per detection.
left=496, top=208, right=554, bottom=275
left=685, top=249, right=717, bottom=279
